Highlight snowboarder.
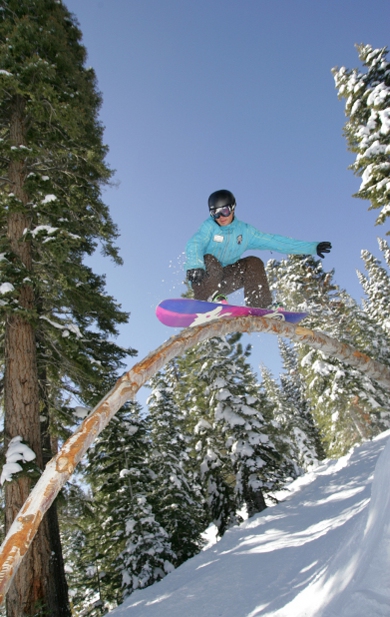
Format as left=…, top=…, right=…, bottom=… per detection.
left=185, top=189, right=332, bottom=308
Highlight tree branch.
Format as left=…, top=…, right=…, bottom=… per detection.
left=0, top=313, right=389, bottom=602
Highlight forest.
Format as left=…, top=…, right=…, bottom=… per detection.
left=0, top=1, right=389, bottom=616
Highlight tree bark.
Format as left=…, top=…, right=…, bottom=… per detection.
left=42, top=426, right=71, bottom=616
left=246, top=488, right=267, bottom=518
left=4, top=95, right=69, bottom=617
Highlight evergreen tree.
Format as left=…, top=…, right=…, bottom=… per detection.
left=0, top=2, right=134, bottom=614
left=259, top=365, right=300, bottom=481
left=210, top=338, right=278, bottom=516
left=278, top=339, right=325, bottom=468
left=84, top=404, right=177, bottom=606
left=117, top=495, right=176, bottom=600
left=267, top=256, right=390, bottom=456
left=82, top=406, right=147, bottom=610
left=176, top=334, right=285, bottom=531
left=147, top=367, right=207, bottom=565
left=358, top=237, right=390, bottom=336
left=188, top=339, right=239, bottom=536
left=332, top=45, right=390, bottom=226
left=267, top=255, right=339, bottom=328
left=58, top=482, right=107, bottom=617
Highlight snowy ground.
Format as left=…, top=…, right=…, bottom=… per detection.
left=107, top=430, right=390, bottom=617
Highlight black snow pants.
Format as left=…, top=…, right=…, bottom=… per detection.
left=191, top=254, right=272, bottom=308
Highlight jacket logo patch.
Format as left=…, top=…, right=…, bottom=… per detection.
left=237, top=235, right=243, bottom=245
left=213, top=234, right=224, bottom=243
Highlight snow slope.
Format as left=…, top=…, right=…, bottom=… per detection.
left=107, top=430, right=390, bottom=617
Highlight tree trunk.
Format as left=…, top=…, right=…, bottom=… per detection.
left=4, top=95, right=69, bottom=616
left=246, top=488, right=267, bottom=518
left=3, top=256, right=55, bottom=617
left=42, top=426, right=71, bottom=616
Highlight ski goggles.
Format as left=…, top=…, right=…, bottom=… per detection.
left=210, top=204, right=234, bottom=220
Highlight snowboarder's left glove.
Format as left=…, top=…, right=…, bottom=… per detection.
left=317, top=242, right=332, bottom=258
left=187, top=268, right=206, bottom=284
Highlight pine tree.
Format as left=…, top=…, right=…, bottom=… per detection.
left=117, top=495, right=176, bottom=600
left=267, top=255, right=339, bottom=327
left=84, top=405, right=177, bottom=606
left=332, top=45, right=390, bottom=226
left=267, top=256, right=390, bottom=456
left=82, top=406, right=147, bottom=610
left=58, top=482, right=107, bottom=617
left=186, top=337, right=239, bottom=536
left=172, top=335, right=243, bottom=535
left=175, top=334, right=285, bottom=531
left=147, top=367, right=207, bottom=565
left=210, top=337, right=279, bottom=516
left=0, top=2, right=134, bottom=614
left=278, top=339, right=325, bottom=468
left=358, top=237, right=390, bottom=337
left=259, top=365, right=300, bottom=482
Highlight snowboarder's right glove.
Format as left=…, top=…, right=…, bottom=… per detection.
left=316, top=242, right=332, bottom=258
left=187, top=268, right=206, bottom=284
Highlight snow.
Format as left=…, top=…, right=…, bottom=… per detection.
left=106, top=430, right=390, bottom=617
left=379, top=109, right=390, bottom=135
left=0, top=282, right=14, bottom=294
left=73, top=406, right=90, bottom=419
left=361, top=140, right=388, bottom=159
left=41, top=194, right=57, bottom=204
left=40, top=315, right=83, bottom=339
left=29, top=225, right=58, bottom=238
left=0, top=436, right=36, bottom=485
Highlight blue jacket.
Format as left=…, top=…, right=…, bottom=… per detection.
left=185, top=217, right=318, bottom=270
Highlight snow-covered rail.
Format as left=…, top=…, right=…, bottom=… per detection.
left=1, top=314, right=390, bottom=603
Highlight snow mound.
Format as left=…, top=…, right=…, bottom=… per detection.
left=106, top=431, right=390, bottom=617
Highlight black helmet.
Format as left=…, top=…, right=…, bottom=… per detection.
left=208, top=189, right=236, bottom=212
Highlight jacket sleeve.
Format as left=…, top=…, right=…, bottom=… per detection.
left=185, top=221, right=213, bottom=270
left=246, top=224, right=318, bottom=255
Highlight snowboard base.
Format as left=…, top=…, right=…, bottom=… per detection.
left=156, top=298, right=308, bottom=328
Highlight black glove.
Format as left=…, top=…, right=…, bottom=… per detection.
left=316, top=241, right=332, bottom=258
left=187, top=268, right=206, bottom=284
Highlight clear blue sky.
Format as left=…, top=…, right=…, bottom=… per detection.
left=64, top=0, right=390, bottom=404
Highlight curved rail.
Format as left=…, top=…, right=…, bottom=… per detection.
left=0, top=314, right=390, bottom=602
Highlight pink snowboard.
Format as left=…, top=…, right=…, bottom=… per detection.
left=156, top=298, right=307, bottom=328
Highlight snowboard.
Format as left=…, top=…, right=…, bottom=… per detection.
left=156, top=298, right=308, bottom=328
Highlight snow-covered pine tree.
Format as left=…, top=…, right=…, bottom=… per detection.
left=267, top=255, right=338, bottom=328
left=332, top=45, right=390, bottom=226
left=267, top=255, right=390, bottom=456
left=147, top=367, right=207, bottom=565
left=358, top=237, right=390, bottom=337
left=83, top=406, right=146, bottom=609
left=85, top=403, right=176, bottom=606
left=113, top=418, right=177, bottom=600
left=211, top=336, right=280, bottom=517
left=179, top=336, right=238, bottom=536
left=278, top=339, right=325, bottom=468
left=58, top=482, right=108, bottom=617
left=0, top=3, right=134, bottom=614
left=175, top=334, right=284, bottom=530
left=355, top=238, right=390, bottom=433
left=117, top=495, right=176, bottom=601
left=259, top=364, right=301, bottom=482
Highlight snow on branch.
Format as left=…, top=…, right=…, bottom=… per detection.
left=0, top=437, right=36, bottom=485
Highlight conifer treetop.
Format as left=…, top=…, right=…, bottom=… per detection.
left=0, top=0, right=134, bottom=413
left=332, top=44, right=390, bottom=227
